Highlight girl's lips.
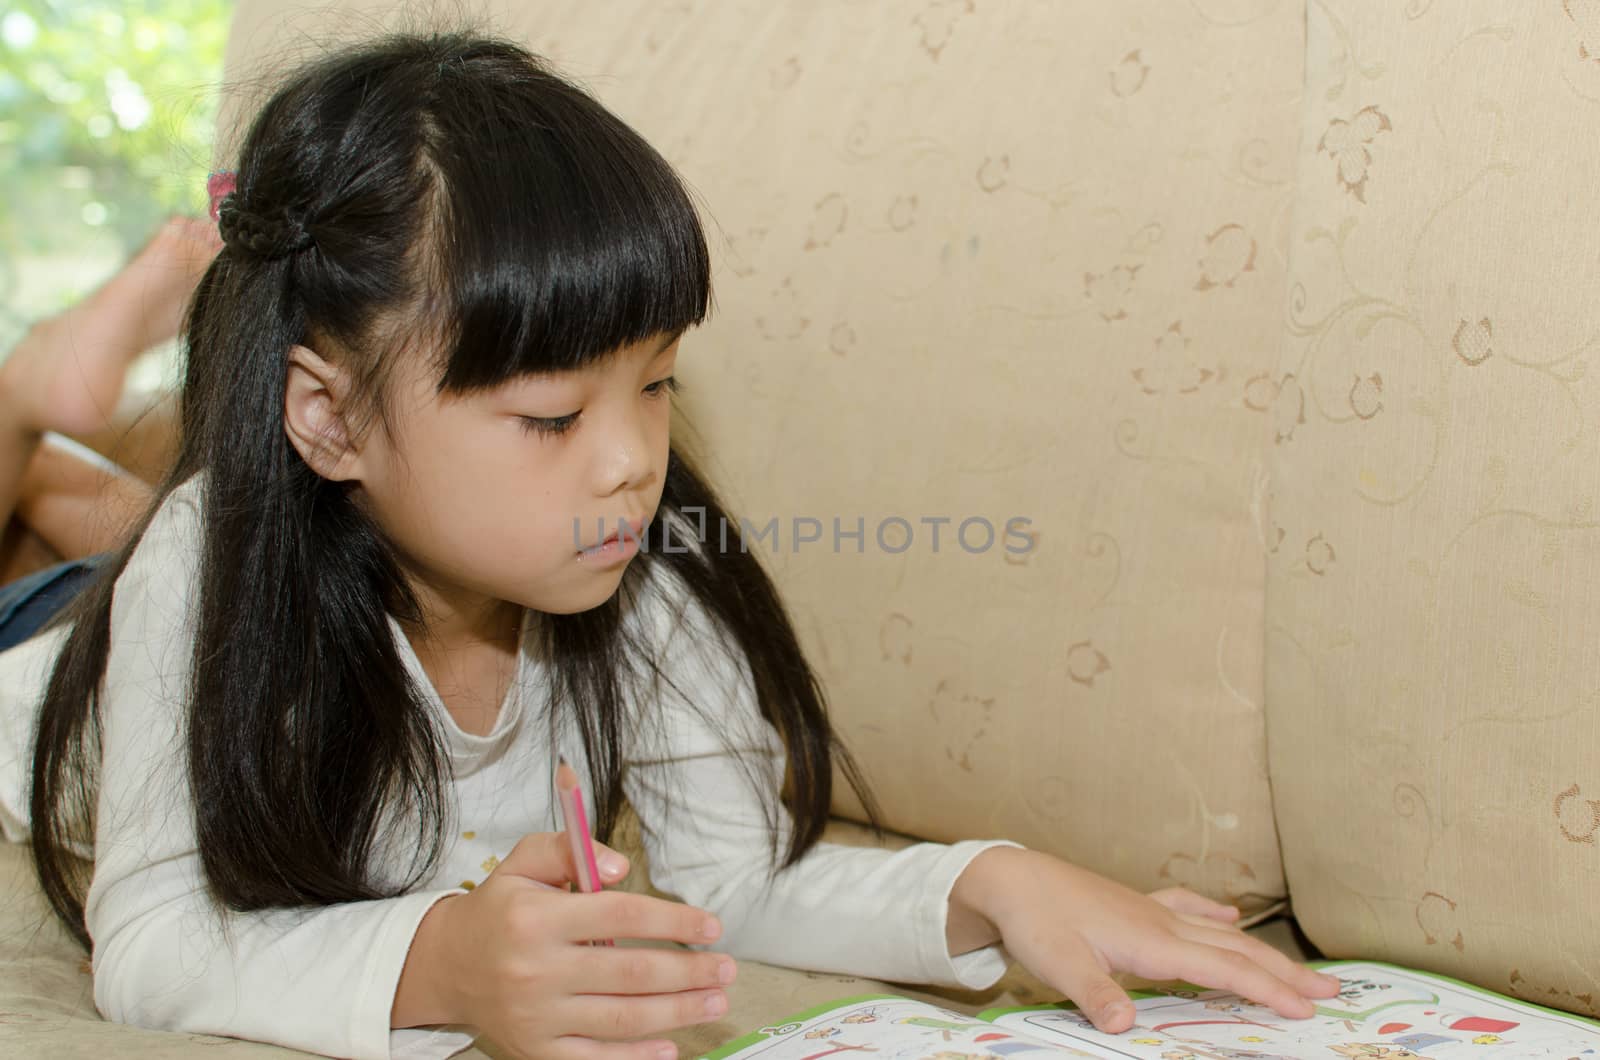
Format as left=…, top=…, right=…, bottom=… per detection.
left=577, top=534, right=640, bottom=565
left=577, top=518, right=647, bottom=563
left=587, top=519, right=645, bottom=548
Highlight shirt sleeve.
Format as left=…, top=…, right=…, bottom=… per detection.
left=0, top=623, right=71, bottom=845
left=85, top=480, right=476, bottom=1060
left=620, top=562, right=1023, bottom=990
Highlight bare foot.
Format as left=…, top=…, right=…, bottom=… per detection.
left=0, top=216, right=220, bottom=437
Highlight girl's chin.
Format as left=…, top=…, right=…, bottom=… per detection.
left=520, top=566, right=634, bottom=617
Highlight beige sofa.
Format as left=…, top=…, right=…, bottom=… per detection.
left=4, top=0, right=1598, bottom=1055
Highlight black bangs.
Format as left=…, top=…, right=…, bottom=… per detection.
left=423, top=43, right=711, bottom=392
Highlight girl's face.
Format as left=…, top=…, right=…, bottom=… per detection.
left=349, top=330, right=681, bottom=636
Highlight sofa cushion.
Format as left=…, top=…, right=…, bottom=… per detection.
left=0, top=817, right=1313, bottom=1057
left=1265, top=0, right=1600, bottom=1018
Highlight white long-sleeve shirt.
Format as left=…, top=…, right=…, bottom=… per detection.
left=0, top=474, right=1017, bottom=1060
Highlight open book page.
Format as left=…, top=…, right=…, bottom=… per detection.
left=981, top=960, right=1600, bottom=1058
left=699, top=994, right=1083, bottom=1060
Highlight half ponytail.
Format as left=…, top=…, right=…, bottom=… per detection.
left=182, top=241, right=453, bottom=909
left=29, top=35, right=466, bottom=944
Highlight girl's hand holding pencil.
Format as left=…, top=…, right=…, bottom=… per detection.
left=395, top=829, right=737, bottom=1060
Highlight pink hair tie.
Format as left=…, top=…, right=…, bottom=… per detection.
left=206, top=170, right=237, bottom=222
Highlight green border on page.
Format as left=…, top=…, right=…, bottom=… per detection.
left=974, top=959, right=1600, bottom=1028
left=698, top=993, right=908, bottom=1060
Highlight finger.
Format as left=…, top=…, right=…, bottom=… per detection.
left=565, top=986, right=729, bottom=1041
left=592, top=841, right=631, bottom=884
left=493, top=833, right=585, bottom=888
left=1147, top=887, right=1240, bottom=923
left=492, top=833, right=630, bottom=889
left=573, top=946, right=738, bottom=995
left=547, top=1035, right=680, bottom=1060
left=1030, top=933, right=1137, bottom=1033
left=568, top=891, right=723, bottom=947
left=1172, top=919, right=1341, bottom=999
left=1309, top=968, right=1344, bottom=996
left=1155, top=941, right=1317, bottom=1019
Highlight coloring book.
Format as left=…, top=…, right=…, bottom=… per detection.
left=699, top=961, right=1600, bottom=1060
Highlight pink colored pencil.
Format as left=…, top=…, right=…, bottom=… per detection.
left=556, top=757, right=613, bottom=946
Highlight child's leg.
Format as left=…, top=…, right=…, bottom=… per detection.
left=16, top=434, right=153, bottom=561
left=0, top=216, right=217, bottom=533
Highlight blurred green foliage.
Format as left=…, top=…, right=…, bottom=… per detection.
left=0, top=0, right=229, bottom=336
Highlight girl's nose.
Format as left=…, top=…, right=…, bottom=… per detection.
left=596, top=417, right=653, bottom=494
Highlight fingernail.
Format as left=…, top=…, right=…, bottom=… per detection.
left=704, top=992, right=727, bottom=1018
left=601, top=852, right=626, bottom=876
left=1101, top=1001, right=1131, bottom=1024
left=701, top=916, right=721, bottom=940
left=717, top=959, right=736, bottom=985
left=657, top=1047, right=677, bottom=1060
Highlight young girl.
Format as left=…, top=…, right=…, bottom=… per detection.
left=0, top=31, right=1339, bottom=1060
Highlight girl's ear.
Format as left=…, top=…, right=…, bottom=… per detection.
left=284, top=344, right=363, bottom=482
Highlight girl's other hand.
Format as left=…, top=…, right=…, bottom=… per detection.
left=953, top=848, right=1341, bottom=1035
left=1145, top=886, right=1243, bottom=925
left=417, top=832, right=738, bottom=1060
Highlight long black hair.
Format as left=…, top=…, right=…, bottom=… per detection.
left=29, top=30, right=880, bottom=951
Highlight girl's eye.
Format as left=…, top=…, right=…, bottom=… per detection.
left=643, top=375, right=681, bottom=398
left=517, top=377, right=676, bottom=436
left=518, top=412, right=579, bottom=437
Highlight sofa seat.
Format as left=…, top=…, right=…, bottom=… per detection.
left=0, top=818, right=1312, bottom=1058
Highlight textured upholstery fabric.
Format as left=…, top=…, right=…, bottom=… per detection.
left=1265, top=0, right=1600, bottom=1019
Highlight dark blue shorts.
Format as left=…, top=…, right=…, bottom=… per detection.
left=0, top=555, right=106, bottom=653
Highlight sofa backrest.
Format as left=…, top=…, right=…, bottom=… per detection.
left=213, top=0, right=1306, bottom=919
left=1266, top=0, right=1600, bottom=1018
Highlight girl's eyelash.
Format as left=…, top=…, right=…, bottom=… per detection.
left=518, top=412, right=578, bottom=437
left=517, top=377, right=680, bottom=438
